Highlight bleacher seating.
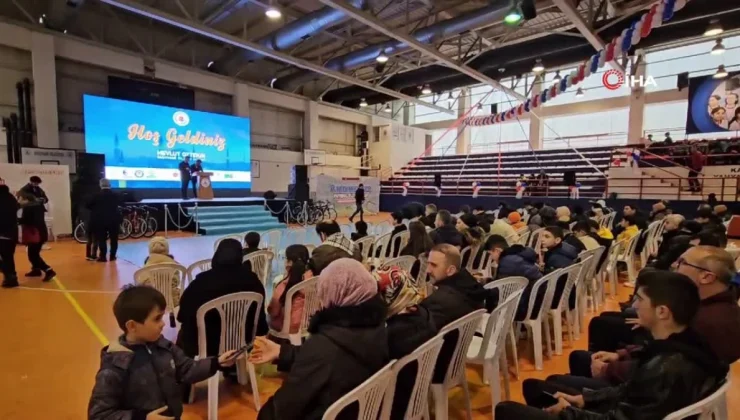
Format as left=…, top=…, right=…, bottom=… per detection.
left=381, top=146, right=613, bottom=198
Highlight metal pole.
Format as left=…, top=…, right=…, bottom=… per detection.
left=164, top=204, right=169, bottom=238
left=195, top=202, right=199, bottom=236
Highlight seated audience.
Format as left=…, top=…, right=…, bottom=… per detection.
left=497, top=270, right=728, bottom=419
left=485, top=234, right=542, bottom=320
left=458, top=205, right=471, bottom=216
left=143, top=236, right=183, bottom=307
left=350, top=220, right=368, bottom=241
left=250, top=259, right=389, bottom=420
left=401, top=201, right=426, bottom=221
left=311, top=221, right=362, bottom=274
left=473, top=205, right=486, bottom=220
left=177, top=239, right=268, bottom=358
left=654, top=214, right=685, bottom=257
left=571, top=205, right=588, bottom=223
left=541, top=227, right=579, bottom=310
left=457, top=213, right=486, bottom=250
left=560, top=222, right=586, bottom=254
left=556, top=206, right=571, bottom=223
left=508, top=211, right=527, bottom=230
left=714, top=204, right=731, bottom=222
left=268, top=245, right=313, bottom=334
left=88, top=285, right=238, bottom=420
left=400, top=220, right=433, bottom=278
left=588, top=220, right=613, bottom=272
left=242, top=231, right=262, bottom=273
left=529, top=205, right=556, bottom=228
left=478, top=218, right=492, bottom=235
left=386, top=211, right=408, bottom=258
left=694, top=207, right=714, bottom=225
left=430, top=209, right=464, bottom=247
left=422, top=203, right=438, bottom=228
left=490, top=212, right=519, bottom=244
left=615, top=215, right=640, bottom=243
left=646, top=220, right=703, bottom=271
left=649, top=200, right=670, bottom=221
left=571, top=222, right=600, bottom=251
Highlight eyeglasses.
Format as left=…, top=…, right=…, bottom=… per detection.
left=676, top=258, right=712, bottom=273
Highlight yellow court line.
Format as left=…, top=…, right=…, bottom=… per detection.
left=53, top=277, right=110, bottom=346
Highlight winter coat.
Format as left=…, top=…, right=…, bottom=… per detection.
left=494, top=245, right=543, bottom=321
left=430, top=224, right=464, bottom=248
left=143, top=254, right=182, bottom=307
left=267, top=271, right=313, bottom=334
left=87, top=188, right=123, bottom=229
left=176, top=266, right=268, bottom=358
left=648, top=230, right=693, bottom=270
left=18, top=199, right=48, bottom=243
left=544, top=242, right=579, bottom=310
left=490, top=219, right=518, bottom=244
left=258, top=297, right=389, bottom=420
left=0, top=190, right=19, bottom=241
left=561, top=329, right=728, bottom=420
left=88, top=336, right=218, bottom=420
left=354, top=187, right=365, bottom=203
left=421, top=212, right=437, bottom=229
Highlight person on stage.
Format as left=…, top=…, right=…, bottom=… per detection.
left=190, top=159, right=203, bottom=199
left=349, top=183, right=365, bottom=222
left=178, top=155, right=192, bottom=200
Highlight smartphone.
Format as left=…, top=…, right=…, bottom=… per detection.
left=226, top=344, right=253, bottom=361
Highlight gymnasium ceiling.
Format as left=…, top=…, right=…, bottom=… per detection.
left=2, top=0, right=739, bottom=112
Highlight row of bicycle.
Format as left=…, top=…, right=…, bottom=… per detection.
left=73, top=205, right=159, bottom=243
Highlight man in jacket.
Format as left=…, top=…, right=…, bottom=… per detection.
left=421, top=203, right=437, bottom=229
left=430, top=209, right=463, bottom=248
left=496, top=270, right=728, bottom=420
left=87, top=179, right=122, bottom=262
left=178, top=155, right=192, bottom=200
left=485, top=235, right=542, bottom=320
left=0, top=184, right=19, bottom=288
left=349, top=183, right=364, bottom=222
left=19, top=176, right=49, bottom=204
left=310, top=221, right=361, bottom=274
left=540, top=226, right=579, bottom=310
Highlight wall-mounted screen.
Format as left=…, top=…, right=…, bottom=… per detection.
left=83, top=95, right=251, bottom=189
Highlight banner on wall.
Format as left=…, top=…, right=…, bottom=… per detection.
left=315, top=175, right=380, bottom=216
left=0, top=163, right=72, bottom=235
left=21, top=147, right=77, bottom=174
left=686, top=71, right=740, bottom=134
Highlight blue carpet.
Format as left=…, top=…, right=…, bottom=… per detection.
left=185, top=205, right=285, bottom=236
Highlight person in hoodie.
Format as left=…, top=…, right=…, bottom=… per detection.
left=311, top=221, right=362, bottom=274
left=176, top=239, right=268, bottom=359
left=430, top=209, right=464, bottom=248
left=540, top=226, right=579, bottom=310
left=400, top=221, right=434, bottom=278
left=89, top=285, right=238, bottom=420
left=496, top=270, right=728, bottom=420
left=87, top=178, right=123, bottom=262
left=249, top=258, right=389, bottom=420
left=485, top=234, right=543, bottom=320
left=0, top=184, right=19, bottom=288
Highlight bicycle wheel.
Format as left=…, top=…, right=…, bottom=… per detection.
left=327, top=206, right=337, bottom=220
left=73, top=222, right=87, bottom=244
left=310, top=207, right=323, bottom=225
left=144, top=217, right=158, bottom=237
left=119, top=219, right=132, bottom=239
left=130, top=217, right=147, bottom=239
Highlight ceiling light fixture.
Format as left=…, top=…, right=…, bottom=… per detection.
left=421, top=84, right=432, bottom=95
left=265, top=3, right=282, bottom=20
left=383, top=103, right=392, bottom=112
left=711, top=39, right=726, bottom=55
left=38, top=14, right=46, bottom=24
left=553, top=70, right=562, bottom=82
left=207, top=61, right=215, bottom=68
left=532, top=59, right=544, bottom=73
left=575, top=87, right=584, bottom=98
left=269, top=77, right=278, bottom=88
left=713, top=65, right=728, bottom=79
left=376, top=53, right=389, bottom=63
left=704, top=19, right=723, bottom=37
left=504, top=7, right=522, bottom=25
left=360, top=98, right=368, bottom=107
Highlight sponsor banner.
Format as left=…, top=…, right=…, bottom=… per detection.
left=21, top=147, right=77, bottom=173
left=315, top=175, right=380, bottom=216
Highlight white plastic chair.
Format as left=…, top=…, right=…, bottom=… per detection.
left=355, top=235, right=376, bottom=264
left=577, top=246, right=605, bottom=321
left=381, top=336, right=444, bottom=420
left=322, top=361, right=395, bottom=420
left=381, top=255, right=417, bottom=274
left=191, top=292, right=264, bottom=416
left=133, top=263, right=187, bottom=313
left=548, top=262, right=585, bottom=355
left=416, top=254, right=431, bottom=295
left=618, top=231, right=642, bottom=286
left=373, top=220, right=392, bottom=236
left=260, top=229, right=282, bottom=256
left=639, top=221, right=661, bottom=268
left=518, top=269, right=561, bottom=371
left=663, top=378, right=730, bottom=420
left=213, top=234, right=244, bottom=251
left=372, top=232, right=393, bottom=266
left=389, top=230, right=410, bottom=258
left=527, top=227, right=545, bottom=250
left=268, top=276, right=320, bottom=346
left=242, top=250, right=274, bottom=287
left=516, top=230, right=531, bottom=246
left=604, top=239, right=626, bottom=297
left=430, top=309, right=486, bottom=420
left=186, top=258, right=212, bottom=286
left=467, top=290, right=523, bottom=410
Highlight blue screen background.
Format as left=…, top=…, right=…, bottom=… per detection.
left=83, top=95, right=251, bottom=189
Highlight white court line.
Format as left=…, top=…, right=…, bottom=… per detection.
left=17, top=286, right=120, bottom=294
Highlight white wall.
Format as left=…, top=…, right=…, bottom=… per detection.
left=251, top=148, right=302, bottom=193
left=250, top=101, right=303, bottom=151
left=319, top=117, right=358, bottom=155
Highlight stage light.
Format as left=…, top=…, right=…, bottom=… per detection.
left=504, top=7, right=522, bottom=25
left=532, top=59, right=544, bottom=73
left=38, top=14, right=46, bottom=24
left=376, top=53, right=389, bottom=63
left=360, top=98, right=368, bottom=107
left=421, top=84, right=432, bottom=95
left=711, top=39, right=725, bottom=55
left=553, top=70, right=562, bottom=82
left=575, top=87, right=584, bottom=98
left=207, top=61, right=215, bottom=68
left=269, top=77, right=278, bottom=88
left=383, top=103, right=392, bottom=112
left=265, top=5, right=282, bottom=19
left=63, top=29, right=68, bottom=34
left=713, top=65, right=728, bottom=79
left=704, top=19, right=723, bottom=37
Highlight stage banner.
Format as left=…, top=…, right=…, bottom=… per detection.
left=0, top=163, right=72, bottom=235
left=686, top=71, right=740, bottom=134
left=315, top=175, right=380, bottom=217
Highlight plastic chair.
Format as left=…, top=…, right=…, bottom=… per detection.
left=527, top=227, right=545, bottom=250
left=268, top=276, right=320, bottom=346
left=516, top=230, right=531, bottom=246
left=618, top=232, right=642, bottom=286
left=467, top=290, right=523, bottom=410
left=191, top=292, right=264, bottom=416
left=470, top=247, right=493, bottom=277
left=389, top=230, right=410, bottom=259
left=322, top=361, right=396, bottom=420
left=355, top=235, right=377, bottom=264
left=604, top=240, right=626, bottom=297
left=663, top=379, right=730, bottom=420
left=186, top=258, right=212, bottom=286
left=372, top=232, right=393, bottom=266
left=374, top=220, right=392, bottom=236
left=430, top=309, right=486, bottom=420
left=517, top=269, right=561, bottom=371
left=213, top=234, right=243, bottom=251
left=260, top=229, right=282, bottom=256
left=381, top=336, right=444, bottom=420
left=134, top=263, right=187, bottom=314
left=577, top=247, right=605, bottom=321
left=242, top=250, right=274, bottom=287
left=380, top=255, right=417, bottom=274
left=548, top=262, right=586, bottom=355
left=416, top=254, right=430, bottom=295
left=640, top=222, right=661, bottom=268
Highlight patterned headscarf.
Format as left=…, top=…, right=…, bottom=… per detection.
left=318, top=258, right=378, bottom=308
left=374, top=266, right=423, bottom=318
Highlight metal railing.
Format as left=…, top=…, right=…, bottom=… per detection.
left=380, top=177, right=605, bottom=199
left=605, top=176, right=739, bottom=202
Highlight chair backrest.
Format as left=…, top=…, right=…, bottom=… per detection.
left=133, top=263, right=187, bottom=309
left=470, top=246, right=492, bottom=275
left=528, top=227, right=546, bottom=250
left=186, top=258, right=212, bottom=285
left=469, top=290, right=524, bottom=364
left=261, top=229, right=282, bottom=255
left=516, top=230, right=531, bottom=246
left=322, top=361, right=396, bottom=420
left=663, top=379, right=730, bottom=420
left=355, top=235, right=377, bottom=263
left=484, top=276, right=528, bottom=304
left=524, top=269, right=562, bottom=321
left=552, top=260, right=587, bottom=311
left=242, top=250, right=274, bottom=286
left=374, top=221, right=392, bottom=236
left=373, top=232, right=393, bottom=262
left=578, top=247, right=604, bottom=283
left=382, top=336, right=444, bottom=420
left=213, top=234, right=244, bottom=251
left=281, top=276, right=320, bottom=338
left=389, top=230, right=410, bottom=258
left=288, top=227, right=307, bottom=247
left=460, top=246, right=477, bottom=270
left=415, top=253, right=429, bottom=291
left=195, top=291, right=263, bottom=358
left=437, top=309, right=487, bottom=386
left=381, top=255, right=417, bottom=274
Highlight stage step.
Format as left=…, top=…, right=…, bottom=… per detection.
left=185, top=205, right=285, bottom=236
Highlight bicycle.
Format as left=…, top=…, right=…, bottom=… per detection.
left=313, top=200, right=337, bottom=222
left=73, top=217, right=88, bottom=244
left=138, top=205, right=158, bottom=237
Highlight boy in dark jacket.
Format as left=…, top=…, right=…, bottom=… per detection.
left=430, top=209, right=464, bottom=248
left=89, top=285, right=237, bottom=420
left=485, top=235, right=543, bottom=320
left=540, top=226, right=579, bottom=310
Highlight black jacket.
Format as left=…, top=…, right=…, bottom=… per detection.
left=494, top=245, right=544, bottom=321
left=259, top=297, right=389, bottom=420
left=648, top=230, right=692, bottom=271
left=561, top=329, right=728, bottom=420
left=18, top=199, right=48, bottom=243
left=430, top=224, right=463, bottom=248
left=0, top=190, right=19, bottom=241
left=176, top=266, right=268, bottom=357
left=354, top=187, right=365, bottom=203
left=178, top=161, right=191, bottom=180
left=421, top=212, right=437, bottom=229
left=87, top=188, right=123, bottom=228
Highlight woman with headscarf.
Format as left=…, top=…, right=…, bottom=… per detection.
left=0, top=185, right=20, bottom=288
left=176, top=238, right=268, bottom=358
left=250, top=258, right=389, bottom=420
left=267, top=244, right=313, bottom=334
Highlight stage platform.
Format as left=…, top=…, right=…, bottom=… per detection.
left=139, top=197, right=287, bottom=205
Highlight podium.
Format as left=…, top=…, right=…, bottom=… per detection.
left=195, top=172, right=214, bottom=200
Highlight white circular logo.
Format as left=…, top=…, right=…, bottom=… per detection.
left=173, top=111, right=190, bottom=127
left=200, top=178, right=211, bottom=188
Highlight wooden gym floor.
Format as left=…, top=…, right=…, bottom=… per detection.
left=0, top=213, right=738, bottom=419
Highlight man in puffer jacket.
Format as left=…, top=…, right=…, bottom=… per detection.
left=485, top=235, right=543, bottom=320
left=540, top=226, right=580, bottom=311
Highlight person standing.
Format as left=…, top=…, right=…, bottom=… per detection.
left=88, top=179, right=122, bottom=262
left=0, top=184, right=19, bottom=288
left=178, top=155, right=192, bottom=200
left=349, top=183, right=365, bottom=222
left=17, top=177, right=55, bottom=282
left=688, top=145, right=706, bottom=192
left=189, top=159, right=203, bottom=199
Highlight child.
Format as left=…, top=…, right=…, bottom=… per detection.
left=242, top=231, right=261, bottom=273
left=88, top=285, right=238, bottom=420
left=267, top=244, right=313, bottom=334
left=351, top=220, right=368, bottom=241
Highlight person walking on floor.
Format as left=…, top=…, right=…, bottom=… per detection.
left=17, top=177, right=56, bottom=282
left=349, top=183, right=365, bottom=222
left=178, top=155, right=192, bottom=200
left=0, top=183, right=20, bottom=288
left=87, top=179, right=122, bottom=262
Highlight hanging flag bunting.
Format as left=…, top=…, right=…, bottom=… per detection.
left=516, top=178, right=527, bottom=199
left=402, top=181, right=409, bottom=196
left=472, top=181, right=481, bottom=198
left=571, top=181, right=581, bottom=199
